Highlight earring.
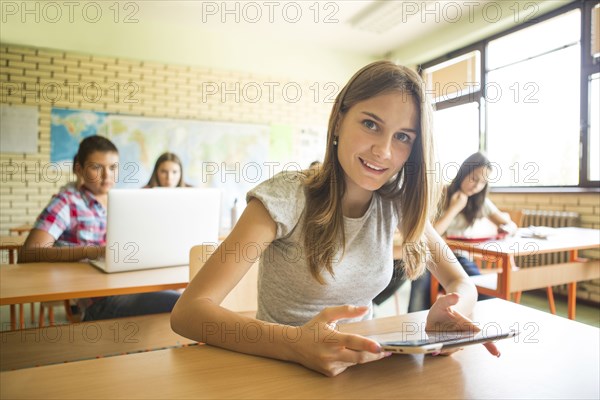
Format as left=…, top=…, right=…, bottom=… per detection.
left=333, top=137, right=338, bottom=146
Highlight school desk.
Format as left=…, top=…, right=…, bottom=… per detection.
left=1, top=299, right=597, bottom=399
left=442, top=227, right=600, bottom=320
left=7, top=223, right=33, bottom=236
left=0, top=313, right=196, bottom=371
left=0, top=235, right=28, bottom=329
left=0, top=235, right=26, bottom=264
left=0, top=262, right=188, bottom=329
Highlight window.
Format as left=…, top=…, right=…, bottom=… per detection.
left=420, top=2, right=600, bottom=189
left=591, top=3, right=599, bottom=59
left=486, top=10, right=581, bottom=186
left=585, top=3, right=600, bottom=184
left=432, top=102, right=480, bottom=184
left=589, top=73, right=599, bottom=181
left=423, top=51, right=482, bottom=175
left=423, top=51, right=480, bottom=103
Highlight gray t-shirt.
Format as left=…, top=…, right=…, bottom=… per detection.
left=247, top=171, right=400, bottom=326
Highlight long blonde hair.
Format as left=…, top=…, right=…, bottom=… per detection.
left=303, top=61, right=438, bottom=284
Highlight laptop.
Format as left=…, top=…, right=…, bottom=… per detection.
left=90, top=188, right=221, bottom=273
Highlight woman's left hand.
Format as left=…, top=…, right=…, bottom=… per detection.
left=426, top=293, right=500, bottom=357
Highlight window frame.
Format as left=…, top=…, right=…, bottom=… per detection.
left=419, top=0, right=600, bottom=191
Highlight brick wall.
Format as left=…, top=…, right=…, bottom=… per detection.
left=0, top=43, right=334, bottom=238
left=490, top=192, right=600, bottom=303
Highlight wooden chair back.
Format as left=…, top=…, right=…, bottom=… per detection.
left=189, top=245, right=258, bottom=314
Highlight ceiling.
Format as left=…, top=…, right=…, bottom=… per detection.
left=0, top=0, right=571, bottom=80
left=138, top=0, right=498, bottom=57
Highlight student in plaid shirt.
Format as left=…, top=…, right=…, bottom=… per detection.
left=20, top=136, right=180, bottom=321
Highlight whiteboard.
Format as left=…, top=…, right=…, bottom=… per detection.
left=0, top=104, right=38, bottom=153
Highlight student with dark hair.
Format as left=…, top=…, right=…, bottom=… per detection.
left=20, top=135, right=180, bottom=321
left=407, top=152, right=517, bottom=311
left=171, top=61, right=500, bottom=377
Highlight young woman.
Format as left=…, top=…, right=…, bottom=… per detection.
left=145, top=152, right=190, bottom=188
left=435, top=152, right=516, bottom=241
left=171, top=61, right=499, bottom=377
left=408, top=152, right=517, bottom=311
left=20, top=136, right=180, bottom=321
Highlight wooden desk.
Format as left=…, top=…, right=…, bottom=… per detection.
left=1, top=299, right=597, bottom=399
left=0, top=313, right=196, bottom=371
left=8, top=223, right=33, bottom=236
left=445, top=227, right=600, bottom=319
left=0, top=235, right=25, bottom=264
left=0, top=262, right=188, bottom=307
left=0, top=235, right=28, bottom=329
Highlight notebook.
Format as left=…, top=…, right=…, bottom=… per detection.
left=90, top=188, right=221, bottom=273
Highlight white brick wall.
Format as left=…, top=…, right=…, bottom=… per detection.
left=1, top=42, right=333, bottom=236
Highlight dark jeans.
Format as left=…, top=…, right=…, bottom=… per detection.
left=374, top=256, right=492, bottom=313
left=82, top=290, right=181, bottom=321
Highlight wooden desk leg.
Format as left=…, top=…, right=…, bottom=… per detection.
left=546, top=287, right=557, bottom=315
left=568, top=282, right=577, bottom=320
left=500, top=255, right=512, bottom=301
left=9, top=305, right=16, bottom=331
left=19, top=304, right=25, bottom=329
left=567, top=249, right=578, bottom=320
left=8, top=249, right=15, bottom=264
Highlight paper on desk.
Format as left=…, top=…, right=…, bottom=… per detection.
left=519, top=226, right=556, bottom=239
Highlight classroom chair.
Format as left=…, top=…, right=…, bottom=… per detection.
left=38, top=300, right=80, bottom=327
left=189, top=245, right=259, bottom=314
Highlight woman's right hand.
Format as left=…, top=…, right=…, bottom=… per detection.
left=449, top=190, right=468, bottom=212
left=289, top=305, right=389, bottom=377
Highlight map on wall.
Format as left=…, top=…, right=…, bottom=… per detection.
left=50, top=108, right=108, bottom=163
left=49, top=108, right=326, bottom=230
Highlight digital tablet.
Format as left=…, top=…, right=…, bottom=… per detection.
left=368, top=329, right=519, bottom=354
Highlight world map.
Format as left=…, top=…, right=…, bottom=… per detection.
left=49, top=108, right=325, bottom=230
left=50, top=108, right=108, bottom=163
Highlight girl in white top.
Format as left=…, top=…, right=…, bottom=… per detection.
left=171, top=61, right=499, bottom=377
left=435, top=152, right=516, bottom=239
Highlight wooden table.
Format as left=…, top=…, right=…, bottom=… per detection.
left=0, top=235, right=28, bottom=329
left=0, top=262, right=189, bottom=306
left=444, top=227, right=600, bottom=319
left=8, top=223, right=33, bottom=236
left=0, top=313, right=196, bottom=371
left=1, top=299, right=597, bottom=399
left=0, top=235, right=25, bottom=264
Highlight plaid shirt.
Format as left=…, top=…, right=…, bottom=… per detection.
left=34, top=185, right=108, bottom=312
left=34, top=185, right=107, bottom=246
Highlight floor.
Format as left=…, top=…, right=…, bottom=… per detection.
left=1, top=284, right=599, bottom=330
